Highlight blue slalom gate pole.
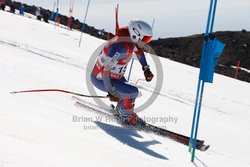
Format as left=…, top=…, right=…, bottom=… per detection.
left=189, top=0, right=214, bottom=152
left=189, top=33, right=212, bottom=154
left=191, top=81, right=205, bottom=161
left=54, top=0, right=59, bottom=24
left=189, top=0, right=224, bottom=162
left=188, top=78, right=202, bottom=152
left=53, top=0, right=59, bottom=29
left=78, top=0, right=91, bottom=47
left=50, top=1, right=56, bottom=21
left=127, top=57, right=134, bottom=81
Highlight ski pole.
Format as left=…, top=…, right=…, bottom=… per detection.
left=10, top=89, right=108, bottom=98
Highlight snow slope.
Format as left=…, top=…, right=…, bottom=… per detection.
left=1, top=10, right=250, bottom=167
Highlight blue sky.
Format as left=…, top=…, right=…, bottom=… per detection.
left=15, top=0, right=250, bottom=39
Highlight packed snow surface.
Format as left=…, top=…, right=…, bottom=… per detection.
left=1, top=10, right=250, bottom=167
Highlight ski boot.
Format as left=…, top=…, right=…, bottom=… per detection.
left=114, top=99, right=146, bottom=127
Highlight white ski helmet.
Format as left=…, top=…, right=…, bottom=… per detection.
left=128, top=20, right=153, bottom=43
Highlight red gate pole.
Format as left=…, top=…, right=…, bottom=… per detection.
left=235, top=60, right=240, bottom=79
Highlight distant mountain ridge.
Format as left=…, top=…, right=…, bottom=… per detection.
left=150, top=31, right=250, bottom=83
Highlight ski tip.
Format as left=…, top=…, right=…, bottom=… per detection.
left=200, top=145, right=210, bottom=151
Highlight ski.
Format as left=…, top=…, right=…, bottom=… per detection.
left=72, top=96, right=210, bottom=151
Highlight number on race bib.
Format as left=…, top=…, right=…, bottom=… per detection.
left=118, top=65, right=127, bottom=74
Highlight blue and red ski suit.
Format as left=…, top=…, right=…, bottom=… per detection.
left=91, top=26, right=149, bottom=124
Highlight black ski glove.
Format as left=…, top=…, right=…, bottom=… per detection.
left=143, top=65, right=154, bottom=82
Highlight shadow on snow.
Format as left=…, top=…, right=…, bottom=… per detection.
left=94, top=121, right=168, bottom=160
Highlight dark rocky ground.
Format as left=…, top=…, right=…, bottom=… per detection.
left=150, top=31, right=250, bottom=83
left=4, top=0, right=249, bottom=83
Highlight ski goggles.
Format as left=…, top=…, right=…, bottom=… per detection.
left=142, top=35, right=152, bottom=43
